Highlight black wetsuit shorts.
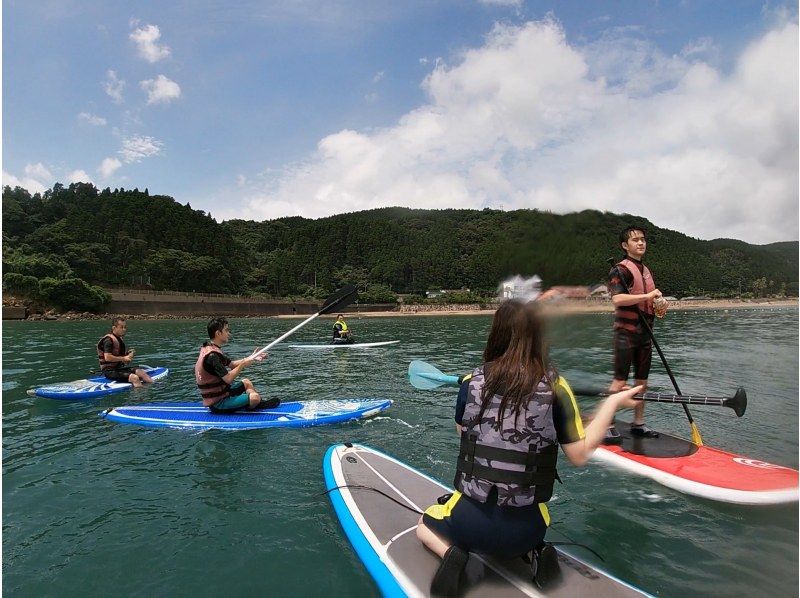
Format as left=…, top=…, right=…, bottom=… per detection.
left=613, top=329, right=652, bottom=381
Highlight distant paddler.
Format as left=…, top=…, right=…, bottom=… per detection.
left=332, top=314, right=354, bottom=344
left=97, top=317, right=154, bottom=388
left=195, top=317, right=280, bottom=413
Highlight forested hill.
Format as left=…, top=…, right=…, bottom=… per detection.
left=3, top=183, right=797, bottom=301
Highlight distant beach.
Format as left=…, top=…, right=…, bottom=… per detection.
left=276, top=298, right=799, bottom=319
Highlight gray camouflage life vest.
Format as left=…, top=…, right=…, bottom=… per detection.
left=455, top=365, right=560, bottom=507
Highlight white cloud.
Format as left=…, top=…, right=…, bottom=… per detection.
left=140, top=75, right=182, bottom=105
left=25, top=162, right=53, bottom=181
left=2, top=170, right=48, bottom=194
left=119, top=135, right=163, bottom=163
left=130, top=23, right=171, bottom=63
left=220, top=18, right=798, bottom=243
left=67, top=170, right=94, bottom=185
left=372, top=71, right=385, bottom=83
left=104, top=70, right=125, bottom=103
left=98, top=157, right=122, bottom=178
left=78, top=111, right=107, bottom=126
left=364, top=92, right=379, bottom=102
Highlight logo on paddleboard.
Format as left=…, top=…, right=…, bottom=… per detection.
left=733, top=457, right=785, bottom=469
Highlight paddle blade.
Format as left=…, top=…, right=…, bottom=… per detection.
left=690, top=422, right=704, bottom=446
left=408, top=360, right=461, bottom=390
left=729, top=387, right=747, bottom=418
left=319, top=284, right=359, bottom=316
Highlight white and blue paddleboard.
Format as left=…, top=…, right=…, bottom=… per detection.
left=101, top=399, right=392, bottom=430
left=30, top=367, right=169, bottom=400
left=288, top=340, right=400, bottom=349
left=324, top=444, right=650, bottom=598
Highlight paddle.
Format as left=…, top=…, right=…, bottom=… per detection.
left=570, top=386, right=747, bottom=418
left=608, top=258, right=704, bottom=445
left=408, top=360, right=461, bottom=389
left=248, top=284, right=359, bottom=359
left=408, top=361, right=747, bottom=416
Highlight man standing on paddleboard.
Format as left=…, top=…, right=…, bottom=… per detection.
left=97, top=317, right=154, bottom=388
left=195, top=317, right=279, bottom=413
left=604, top=226, right=668, bottom=444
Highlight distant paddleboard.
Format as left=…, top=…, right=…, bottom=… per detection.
left=324, top=443, right=650, bottom=597
left=594, top=421, right=799, bottom=505
left=101, top=398, right=392, bottom=430
left=288, top=340, right=400, bottom=349
left=31, top=367, right=169, bottom=400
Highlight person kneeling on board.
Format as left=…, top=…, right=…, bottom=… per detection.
left=332, top=314, right=354, bottom=344
left=195, top=317, right=280, bottom=413
left=97, top=316, right=154, bottom=388
left=416, top=300, right=640, bottom=597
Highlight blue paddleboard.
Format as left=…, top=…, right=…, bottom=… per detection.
left=31, top=367, right=170, bottom=400
left=324, top=443, right=650, bottom=597
left=101, top=398, right=392, bottom=430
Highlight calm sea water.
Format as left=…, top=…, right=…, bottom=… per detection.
left=3, top=309, right=798, bottom=597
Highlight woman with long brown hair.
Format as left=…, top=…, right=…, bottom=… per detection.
left=416, top=300, right=640, bottom=596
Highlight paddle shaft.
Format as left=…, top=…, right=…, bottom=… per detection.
left=250, top=313, right=321, bottom=359
left=248, top=284, right=358, bottom=359
left=571, top=388, right=743, bottom=415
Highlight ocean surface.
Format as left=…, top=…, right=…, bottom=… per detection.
left=3, top=308, right=798, bottom=597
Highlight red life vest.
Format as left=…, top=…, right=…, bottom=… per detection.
left=194, top=343, right=230, bottom=406
left=614, top=258, right=655, bottom=332
left=97, top=333, right=126, bottom=371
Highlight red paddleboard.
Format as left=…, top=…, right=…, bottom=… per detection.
left=592, top=422, right=798, bottom=505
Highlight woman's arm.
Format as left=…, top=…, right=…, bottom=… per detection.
left=560, top=386, right=641, bottom=466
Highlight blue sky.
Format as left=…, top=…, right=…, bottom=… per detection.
left=3, top=1, right=798, bottom=243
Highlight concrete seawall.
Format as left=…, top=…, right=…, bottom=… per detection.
left=106, top=290, right=397, bottom=317
left=2, top=306, right=28, bottom=320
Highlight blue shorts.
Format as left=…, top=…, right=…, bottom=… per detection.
left=209, top=382, right=248, bottom=412
left=422, top=488, right=548, bottom=558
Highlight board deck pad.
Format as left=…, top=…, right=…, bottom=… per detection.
left=32, top=367, right=169, bottom=400
left=324, top=443, right=649, bottom=598
left=594, top=421, right=798, bottom=505
left=101, top=399, right=392, bottom=430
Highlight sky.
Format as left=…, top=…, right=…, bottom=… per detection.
left=3, top=0, right=798, bottom=244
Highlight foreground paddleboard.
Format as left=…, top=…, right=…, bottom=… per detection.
left=324, top=443, right=649, bottom=597
left=101, top=399, right=392, bottom=430
left=288, top=340, right=400, bottom=349
left=31, top=367, right=169, bottom=400
left=593, top=422, right=799, bottom=505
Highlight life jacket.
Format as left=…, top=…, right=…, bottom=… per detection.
left=333, top=319, right=348, bottom=338
left=194, top=343, right=230, bottom=406
left=614, top=258, right=655, bottom=332
left=454, top=366, right=560, bottom=507
left=97, top=333, right=126, bottom=371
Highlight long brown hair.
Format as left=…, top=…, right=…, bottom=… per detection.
left=478, top=300, right=555, bottom=426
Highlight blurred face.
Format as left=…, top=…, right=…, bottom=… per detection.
left=622, top=230, right=647, bottom=259
left=112, top=320, right=127, bottom=336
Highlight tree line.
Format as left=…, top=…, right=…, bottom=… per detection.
left=3, top=183, right=797, bottom=312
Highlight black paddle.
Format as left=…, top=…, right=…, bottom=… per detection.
left=570, top=386, right=747, bottom=418
left=248, top=284, right=359, bottom=359
left=608, top=257, right=704, bottom=445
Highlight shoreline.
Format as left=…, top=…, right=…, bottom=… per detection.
left=6, top=298, right=796, bottom=321
left=333, top=298, right=799, bottom=319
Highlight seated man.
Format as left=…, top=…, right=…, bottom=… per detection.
left=97, top=317, right=154, bottom=387
left=195, top=317, right=279, bottom=412
left=332, top=314, right=354, bottom=344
